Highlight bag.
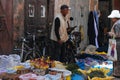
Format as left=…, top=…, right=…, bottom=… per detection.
left=107, top=39, right=117, bottom=61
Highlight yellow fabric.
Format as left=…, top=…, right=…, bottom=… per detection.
left=92, top=77, right=114, bottom=80
left=13, top=65, right=25, bottom=70
left=95, top=52, right=107, bottom=55
left=66, top=76, right=71, bottom=80
left=78, top=69, right=87, bottom=75
left=87, top=68, right=111, bottom=80
left=87, top=68, right=110, bottom=74
left=79, top=25, right=84, bottom=41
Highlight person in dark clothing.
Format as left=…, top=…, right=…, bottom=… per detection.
left=98, top=11, right=107, bottom=47
left=50, top=5, right=70, bottom=62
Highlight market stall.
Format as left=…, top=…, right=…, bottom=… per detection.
left=0, top=54, right=72, bottom=80
left=0, top=50, right=116, bottom=80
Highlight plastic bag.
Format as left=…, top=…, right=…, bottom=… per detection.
left=19, top=73, right=37, bottom=80
left=107, top=39, right=117, bottom=61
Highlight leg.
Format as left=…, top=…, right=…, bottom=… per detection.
left=50, top=40, right=61, bottom=61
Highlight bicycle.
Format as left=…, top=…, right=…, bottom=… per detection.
left=63, top=29, right=81, bottom=63
left=13, top=32, right=42, bottom=62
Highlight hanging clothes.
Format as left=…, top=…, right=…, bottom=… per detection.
left=88, top=11, right=99, bottom=48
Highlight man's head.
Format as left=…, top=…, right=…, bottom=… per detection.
left=60, top=5, right=70, bottom=17
left=108, top=10, right=120, bottom=23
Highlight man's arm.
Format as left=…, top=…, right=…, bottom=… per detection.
left=55, top=17, right=60, bottom=40
left=114, top=24, right=120, bottom=38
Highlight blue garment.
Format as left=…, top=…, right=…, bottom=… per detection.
left=72, top=74, right=84, bottom=80
left=93, top=11, right=99, bottom=30
left=93, top=11, right=99, bottom=48
left=76, top=61, right=85, bottom=70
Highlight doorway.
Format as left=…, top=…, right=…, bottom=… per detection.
left=98, top=0, right=112, bottom=46
left=0, top=0, right=13, bottom=54
left=99, top=0, right=112, bottom=30
left=24, top=0, right=54, bottom=37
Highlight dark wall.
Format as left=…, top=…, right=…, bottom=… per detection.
left=13, top=0, right=24, bottom=42
left=114, top=0, right=120, bottom=10
left=99, top=0, right=112, bottom=30
left=0, top=0, right=13, bottom=54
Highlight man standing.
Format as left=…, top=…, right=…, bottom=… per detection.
left=108, top=10, right=120, bottom=77
left=50, top=5, right=70, bottom=62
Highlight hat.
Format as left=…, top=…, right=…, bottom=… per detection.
left=60, top=4, right=71, bottom=10
left=108, top=10, right=120, bottom=18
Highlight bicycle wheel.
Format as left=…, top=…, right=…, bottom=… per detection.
left=22, top=51, right=33, bottom=61
left=64, top=48, right=76, bottom=63
left=63, top=42, right=76, bottom=63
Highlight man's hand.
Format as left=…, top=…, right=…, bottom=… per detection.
left=73, top=26, right=77, bottom=28
left=70, top=26, right=77, bottom=30
left=108, top=32, right=116, bottom=37
left=67, top=26, right=77, bottom=34
left=58, top=40, right=63, bottom=44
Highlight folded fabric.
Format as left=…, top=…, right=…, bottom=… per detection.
left=76, top=61, right=85, bottom=70
left=75, top=53, right=107, bottom=61
left=72, top=74, right=84, bottom=80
